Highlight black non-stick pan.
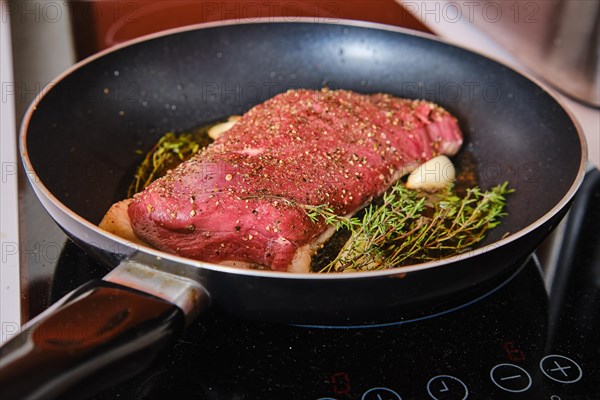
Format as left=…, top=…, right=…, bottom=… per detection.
left=0, top=20, right=586, bottom=399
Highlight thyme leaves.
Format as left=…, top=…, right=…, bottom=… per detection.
left=128, top=129, right=214, bottom=197
left=305, top=182, right=513, bottom=273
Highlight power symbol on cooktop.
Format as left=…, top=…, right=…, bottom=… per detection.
left=490, top=363, right=532, bottom=393
left=540, top=355, right=583, bottom=384
left=427, top=375, right=468, bottom=399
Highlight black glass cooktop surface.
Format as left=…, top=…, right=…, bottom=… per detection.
left=26, top=170, right=600, bottom=399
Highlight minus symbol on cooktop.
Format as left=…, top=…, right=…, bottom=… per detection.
left=500, top=374, right=522, bottom=381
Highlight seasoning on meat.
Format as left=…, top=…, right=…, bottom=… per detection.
left=122, top=89, right=463, bottom=272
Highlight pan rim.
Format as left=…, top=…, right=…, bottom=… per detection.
left=19, top=18, right=588, bottom=280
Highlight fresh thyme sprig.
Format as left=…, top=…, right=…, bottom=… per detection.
left=305, top=181, right=512, bottom=273
left=128, top=132, right=203, bottom=197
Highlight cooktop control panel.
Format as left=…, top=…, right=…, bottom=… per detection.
left=315, top=351, right=586, bottom=399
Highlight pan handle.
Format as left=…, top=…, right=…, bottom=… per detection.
left=0, top=274, right=204, bottom=400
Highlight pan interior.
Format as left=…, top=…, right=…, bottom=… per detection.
left=24, top=22, right=583, bottom=249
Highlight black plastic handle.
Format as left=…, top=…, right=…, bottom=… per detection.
left=0, top=279, right=185, bottom=400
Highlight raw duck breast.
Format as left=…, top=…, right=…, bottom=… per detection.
left=121, top=89, right=463, bottom=272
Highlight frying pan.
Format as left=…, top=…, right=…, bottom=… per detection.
left=0, top=20, right=586, bottom=399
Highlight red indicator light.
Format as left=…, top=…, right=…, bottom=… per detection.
left=502, top=341, right=526, bottom=362
left=330, top=371, right=352, bottom=395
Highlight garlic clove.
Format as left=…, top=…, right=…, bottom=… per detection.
left=208, top=115, right=241, bottom=140
left=406, top=155, right=455, bottom=192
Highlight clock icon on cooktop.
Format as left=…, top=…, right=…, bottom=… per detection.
left=426, top=375, right=469, bottom=400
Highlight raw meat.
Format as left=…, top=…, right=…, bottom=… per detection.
left=125, top=89, right=463, bottom=271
